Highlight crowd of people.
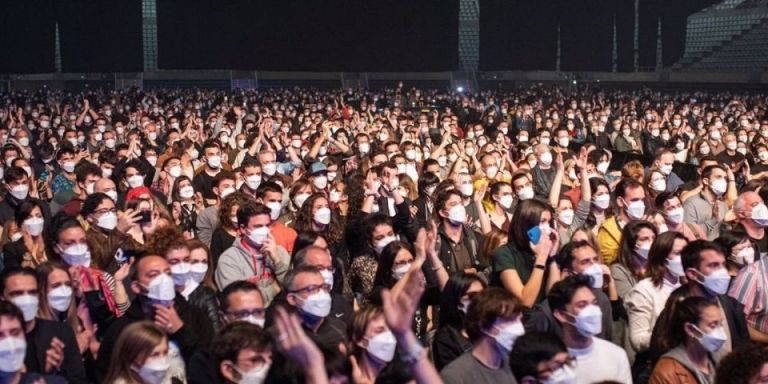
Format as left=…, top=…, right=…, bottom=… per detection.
left=0, top=84, right=765, bottom=383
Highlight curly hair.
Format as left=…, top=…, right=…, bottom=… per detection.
left=218, top=192, right=248, bottom=231
left=716, top=343, right=768, bottom=384
left=294, top=193, right=343, bottom=247
left=145, top=225, right=188, bottom=257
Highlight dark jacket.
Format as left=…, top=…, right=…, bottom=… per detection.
left=25, top=318, right=88, bottom=384
left=3, top=238, right=29, bottom=270
left=434, top=223, right=488, bottom=280
left=0, top=196, right=51, bottom=228
left=432, top=325, right=472, bottom=371
left=524, top=287, right=614, bottom=341
left=96, top=293, right=215, bottom=381
left=187, top=284, right=222, bottom=331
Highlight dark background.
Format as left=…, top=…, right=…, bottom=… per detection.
left=0, top=0, right=720, bottom=73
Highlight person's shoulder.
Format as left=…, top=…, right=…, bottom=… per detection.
left=440, top=350, right=476, bottom=374
left=592, top=337, right=627, bottom=356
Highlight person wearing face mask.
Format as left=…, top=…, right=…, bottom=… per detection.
left=548, top=152, right=591, bottom=245
left=487, top=181, right=514, bottom=232
left=193, top=141, right=227, bottom=206
left=440, top=287, right=524, bottom=384
left=238, top=158, right=262, bottom=199
left=0, top=301, right=67, bottom=383
left=60, top=162, right=101, bottom=217
left=612, top=220, right=657, bottom=302
left=588, top=178, right=612, bottom=228
left=733, top=191, right=768, bottom=258
left=655, top=192, right=707, bottom=242
left=196, top=171, right=237, bottom=247
left=307, top=162, right=329, bottom=193
left=254, top=182, right=297, bottom=254
left=0, top=167, right=52, bottom=228
left=626, top=232, right=689, bottom=378
left=434, top=189, right=489, bottom=279
left=550, top=275, right=632, bottom=383
left=683, top=165, right=731, bottom=240
left=97, top=255, right=214, bottom=381
left=650, top=149, right=685, bottom=193
left=82, top=193, right=145, bottom=274
left=104, top=321, right=186, bottom=384
left=350, top=214, right=398, bottom=305
left=728, top=232, right=768, bottom=345
left=714, top=230, right=756, bottom=276
left=597, top=178, right=648, bottom=264
left=211, top=322, right=274, bottom=384
left=526, top=241, right=617, bottom=342
left=650, top=297, right=726, bottom=384
left=36, top=262, right=87, bottom=347
left=2, top=201, right=48, bottom=269
left=51, top=147, right=79, bottom=202
left=210, top=193, right=248, bottom=265
left=433, top=273, right=486, bottom=371
left=510, top=331, right=576, bottom=384
left=373, top=161, right=410, bottom=218
left=412, top=172, right=441, bottom=227
left=532, top=144, right=556, bottom=200
left=147, top=227, right=221, bottom=332
left=283, top=265, right=348, bottom=353
left=215, top=201, right=290, bottom=305
left=0, top=267, right=88, bottom=384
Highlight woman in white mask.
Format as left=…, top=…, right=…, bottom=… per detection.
left=714, top=230, right=756, bottom=276
left=645, top=169, right=668, bottom=200
left=82, top=193, right=145, bottom=274
left=349, top=306, right=399, bottom=384
left=350, top=215, right=397, bottom=306
left=170, top=176, right=200, bottom=238
left=36, top=261, right=93, bottom=354
left=294, top=193, right=344, bottom=257
left=52, top=215, right=130, bottom=330
left=284, top=180, right=313, bottom=227
left=612, top=221, right=657, bottom=300
left=626, top=232, right=688, bottom=375
left=650, top=297, right=725, bottom=383
left=105, top=321, right=185, bottom=384
left=146, top=226, right=221, bottom=331
left=548, top=151, right=592, bottom=245
left=488, top=181, right=514, bottom=232
left=588, top=178, right=612, bottom=229
left=2, top=200, right=48, bottom=269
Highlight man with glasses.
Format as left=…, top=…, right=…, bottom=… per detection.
left=269, top=246, right=353, bottom=327
left=282, top=265, right=348, bottom=352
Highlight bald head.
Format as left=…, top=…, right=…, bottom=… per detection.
left=94, top=177, right=116, bottom=194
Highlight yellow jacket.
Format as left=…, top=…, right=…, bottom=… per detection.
left=597, top=216, right=622, bottom=265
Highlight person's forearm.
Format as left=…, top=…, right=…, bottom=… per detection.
left=475, top=200, right=491, bottom=235
left=430, top=256, right=449, bottom=291
left=520, top=269, right=545, bottom=308
left=549, top=170, right=563, bottom=208
left=396, top=331, right=443, bottom=384
left=748, top=326, right=768, bottom=344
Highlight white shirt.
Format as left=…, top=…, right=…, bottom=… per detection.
left=625, top=277, right=679, bottom=352
left=569, top=337, right=633, bottom=384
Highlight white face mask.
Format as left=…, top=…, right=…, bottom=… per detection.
left=665, top=207, right=685, bottom=224
left=559, top=209, right=575, bottom=225
left=583, top=263, right=604, bottom=289
left=667, top=256, right=685, bottom=278
left=486, top=321, right=525, bottom=352
left=392, top=263, right=411, bottom=280
left=266, top=202, right=282, bottom=221
left=137, top=356, right=171, bottom=384
left=540, top=152, right=553, bottom=166
left=262, top=162, right=277, bottom=176
left=624, top=199, right=646, bottom=220
left=751, top=203, right=768, bottom=227
left=245, top=175, right=261, bottom=191
left=234, top=363, right=270, bottom=384
left=11, top=294, right=39, bottom=322
left=0, top=337, right=27, bottom=373
left=96, top=212, right=118, bottom=231
left=47, top=285, right=74, bottom=312
left=188, top=263, right=208, bottom=284
left=179, top=185, right=195, bottom=199
left=593, top=194, right=610, bottom=209
left=694, top=268, right=731, bottom=296
left=733, top=247, right=755, bottom=266
left=497, top=195, right=514, bottom=209
left=446, top=204, right=467, bottom=225
left=709, top=178, right=727, bottom=196
left=22, top=217, right=44, bottom=236
left=596, top=161, right=609, bottom=174
left=8, top=184, right=29, bottom=200
left=651, top=179, right=667, bottom=193
left=170, top=262, right=191, bottom=286
left=127, top=175, right=145, bottom=188
left=365, top=330, right=398, bottom=363
left=314, top=207, right=331, bottom=225
left=565, top=304, right=603, bottom=337
left=248, top=227, right=270, bottom=246
left=691, top=324, right=727, bottom=354
left=312, top=175, right=328, bottom=190
left=374, top=235, right=397, bottom=254
left=298, top=291, right=332, bottom=318
left=459, top=183, right=474, bottom=197
left=207, top=155, right=222, bottom=169
left=59, top=243, right=91, bottom=267
left=294, top=193, right=310, bottom=209
left=144, top=273, right=176, bottom=302
left=542, top=364, right=577, bottom=384
left=518, top=186, right=534, bottom=201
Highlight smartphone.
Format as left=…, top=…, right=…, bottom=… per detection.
left=527, top=226, right=542, bottom=245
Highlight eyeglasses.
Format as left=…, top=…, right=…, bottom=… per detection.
left=93, top=208, right=117, bottom=216
left=288, top=283, right=331, bottom=296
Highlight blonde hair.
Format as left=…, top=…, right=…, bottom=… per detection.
left=105, top=321, right=167, bottom=383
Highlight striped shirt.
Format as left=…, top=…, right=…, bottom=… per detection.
left=729, top=257, right=768, bottom=333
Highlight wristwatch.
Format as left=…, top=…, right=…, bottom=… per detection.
left=534, top=264, right=546, bottom=270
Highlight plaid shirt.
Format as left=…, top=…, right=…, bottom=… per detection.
left=729, top=257, right=768, bottom=333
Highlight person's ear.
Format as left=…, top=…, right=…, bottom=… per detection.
left=286, top=293, right=297, bottom=307
left=130, top=281, right=141, bottom=296
left=219, top=361, right=238, bottom=383
left=683, top=322, right=701, bottom=339
left=553, top=308, right=568, bottom=324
